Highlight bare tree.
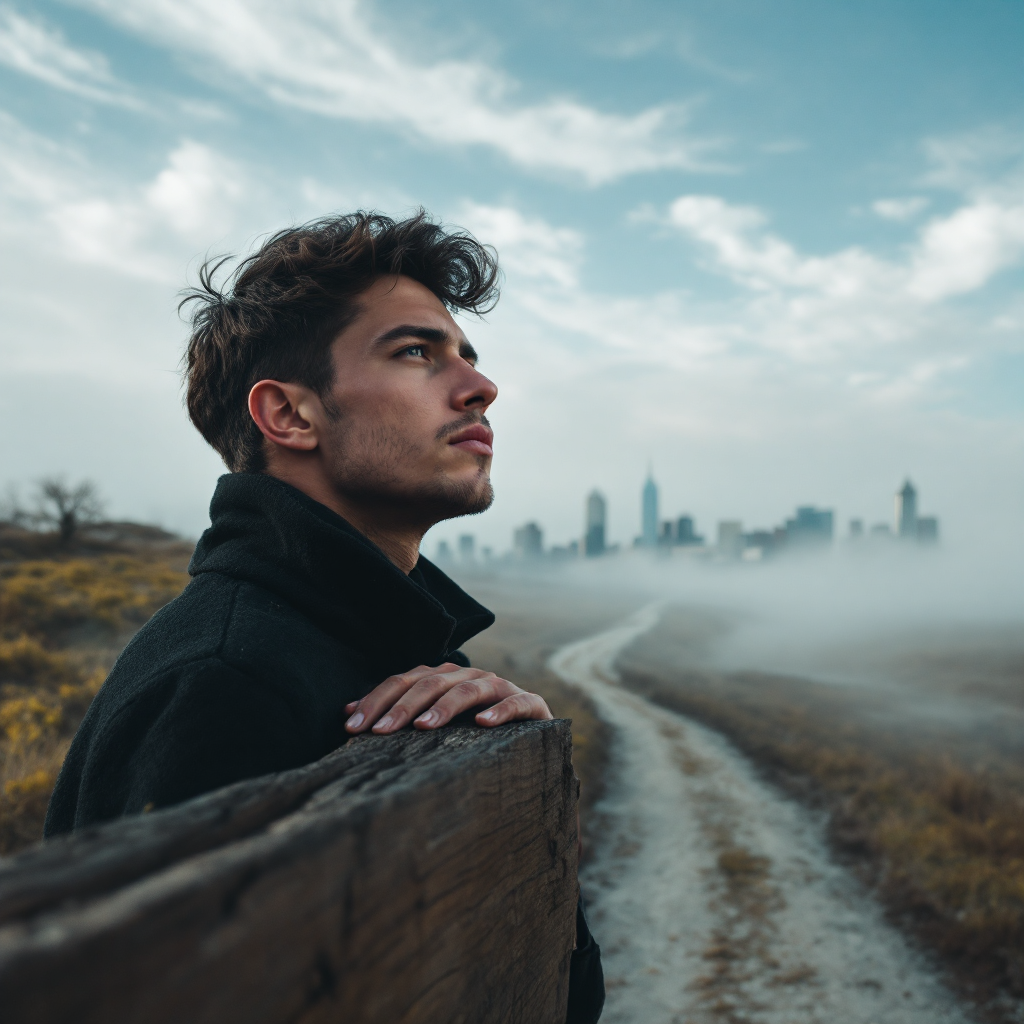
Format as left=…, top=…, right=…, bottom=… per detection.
left=34, top=478, right=105, bottom=546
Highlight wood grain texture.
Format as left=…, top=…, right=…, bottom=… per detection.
left=0, top=720, right=578, bottom=1024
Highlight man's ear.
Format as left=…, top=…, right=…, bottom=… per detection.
left=248, top=380, right=321, bottom=452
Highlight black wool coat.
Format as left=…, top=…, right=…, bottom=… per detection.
left=44, top=472, right=603, bottom=1023
left=45, top=472, right=495, bottom=831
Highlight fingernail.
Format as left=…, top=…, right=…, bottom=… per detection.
left=374, top=715, right=393, bottom=731
left=415, top=710, right=437, bottom=726
left=478, top=709, right=496, bottom=721
left=346, top=712, right=364, bottom=729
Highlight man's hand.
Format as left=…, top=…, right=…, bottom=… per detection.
left=344, top=664, right=553, bottom=735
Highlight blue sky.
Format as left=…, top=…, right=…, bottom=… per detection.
left=0, top=0, right=1021, bottom=551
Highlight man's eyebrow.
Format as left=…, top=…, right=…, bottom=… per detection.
left=375, top=325, right=450, bottom=346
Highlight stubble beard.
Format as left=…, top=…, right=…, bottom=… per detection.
left=322, top=410, right=494, bottom=526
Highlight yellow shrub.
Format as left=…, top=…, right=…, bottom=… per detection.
left=0, top=557, right=188, bottom=637
left=0, top=634, right=78, bottom=687
left=0, top=695, right=63, bottom=749
left=4, top=768, right=54, bottom=798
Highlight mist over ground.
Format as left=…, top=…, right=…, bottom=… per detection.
left=470, top=539, right=1023, bottom=664
left=456, top=539, right=1024, bottom=757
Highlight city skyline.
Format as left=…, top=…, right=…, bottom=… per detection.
left=435, top=471, right=940, bottom=564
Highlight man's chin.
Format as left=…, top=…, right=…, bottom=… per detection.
left=425, top=476, right=494, bottom=521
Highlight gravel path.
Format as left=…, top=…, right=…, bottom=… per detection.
left=550, top=604, right=976, bottom=1024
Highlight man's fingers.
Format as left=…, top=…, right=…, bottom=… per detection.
left=381, top=669, right=510, bottom=732
left=410, top=674, right=521, bottom=730
left=346, top=666, right=550, bottom=736
left=345, top=664, right=460, bottom=733
left=475, top=691, right=553, bottom=727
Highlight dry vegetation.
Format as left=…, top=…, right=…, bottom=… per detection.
left=0, top=528, right=190, bottom=854
left=619, top=607, right=1024, bottom=1017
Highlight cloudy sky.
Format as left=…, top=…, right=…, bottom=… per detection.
left=1, top=0, right=1021, bottom=553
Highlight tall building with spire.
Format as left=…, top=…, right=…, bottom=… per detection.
left=895, top=479, right=918, bottom=539
left=584, top=490, right=607, bottom=557
left=641, top=470, right=659, bottom=547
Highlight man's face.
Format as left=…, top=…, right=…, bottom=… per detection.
left=317, top=274, right=497, bottom=527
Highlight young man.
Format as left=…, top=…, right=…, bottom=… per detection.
left=44, top=212, right=603, bottom=1022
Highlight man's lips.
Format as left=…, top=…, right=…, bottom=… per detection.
left=447, top=424, right=494, bottom=457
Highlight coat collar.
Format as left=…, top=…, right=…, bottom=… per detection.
left=189, top=473, right=494, bottom=676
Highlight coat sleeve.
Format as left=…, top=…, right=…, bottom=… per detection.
left=57, top=659, right=314, bottom=830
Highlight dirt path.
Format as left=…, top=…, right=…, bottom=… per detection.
left=550, top=604, right=976, bottom=1024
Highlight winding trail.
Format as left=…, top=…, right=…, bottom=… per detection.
left=550, top=604, right=974, bottom=1024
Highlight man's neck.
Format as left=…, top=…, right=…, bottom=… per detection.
left=262, top=466, right=424, bottom=574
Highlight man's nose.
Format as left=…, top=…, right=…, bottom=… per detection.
left=453, top=365, right=498, bottom=411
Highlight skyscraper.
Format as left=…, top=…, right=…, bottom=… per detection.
left=513, top=521, right=543, bottom=559
left=641, top=471, right=659, bottom=547
left=895, top=479, right=918, bottom=539
left=785, top=506, right=834, bottom=546
left=584, top=490, right=606, bottom=557
left=676, top=515, right=703, bottom=546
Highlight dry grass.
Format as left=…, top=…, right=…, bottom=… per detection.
left=0, top=553, right=189, bottom=854
left=617, top=651, right=1024, bottom=1013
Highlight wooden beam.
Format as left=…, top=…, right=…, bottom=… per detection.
left=0, top=720, right=578, bottom=1024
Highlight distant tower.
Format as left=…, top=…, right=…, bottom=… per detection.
left=458, top=534, right=475, bottom=564
left=641, top=471, right=659, bottom=547
left=513, top=522, right=543, bottom=559
left=584, top=490, right=607, bottom=557
left=895, top=479, right=918, bottom=539
left=676, top=515, right=703, bottom=546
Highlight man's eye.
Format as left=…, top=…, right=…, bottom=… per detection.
left=401, top=344, right=427, bottom=358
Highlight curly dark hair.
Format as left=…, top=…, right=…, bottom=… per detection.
left=181, top=210, right=500, bottom=473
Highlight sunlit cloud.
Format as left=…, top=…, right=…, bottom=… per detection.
left=75, top=0, right=723, bottom=184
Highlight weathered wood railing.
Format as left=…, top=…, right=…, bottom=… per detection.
left=0, top=720, right=579, bottom=1023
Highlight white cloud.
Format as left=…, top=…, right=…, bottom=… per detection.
left=54, top=140, right=246, bottom=279
left=907, top=200, right=1024, bottom=301
left=658, top=182, right=1024, bottom=357
left=0, top=114, right=249, bottom=281
left=74, top=0, right=721, bottom=184
left=872, top=196, right=928, bottom=221
left=456, top=202, right=583, bottom=289
left=0, top=7, right=139, bottom=107
left=142, top=140, right=245, bottom=237
left=667, top=194, right=894, bottom=301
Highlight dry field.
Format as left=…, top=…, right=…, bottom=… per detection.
left=0, top=527, right=190, bottom=854
left=618, top=604, right=1024, bottom=1019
